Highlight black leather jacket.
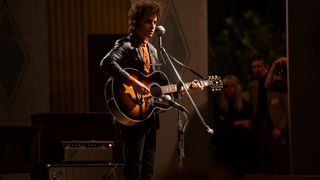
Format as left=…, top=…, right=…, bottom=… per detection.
left=100, top=34, right=159, bottom=83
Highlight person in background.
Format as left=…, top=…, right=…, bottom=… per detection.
left=248, top=58, right=273, bottom=173
left=265, top=56, right=290, bottom=174
left=248, top=58, right=271, bottom=125
left=214, top=75, right=256, bottom=179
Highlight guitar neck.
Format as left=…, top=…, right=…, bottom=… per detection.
left=161, top=80, right=210, bottom=94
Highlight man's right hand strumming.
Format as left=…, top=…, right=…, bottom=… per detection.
left=128, top=77, right=150, bottom=95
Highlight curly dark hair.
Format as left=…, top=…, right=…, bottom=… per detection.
left=128, top=0, right=161, bottom=33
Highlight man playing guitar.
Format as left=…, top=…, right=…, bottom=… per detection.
left=99, top=1, right=203, bottom=180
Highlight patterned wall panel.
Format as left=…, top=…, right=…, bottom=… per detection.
left=47, top=0, right=129, bottom=111
left=0, top=1, right=29, bottom=110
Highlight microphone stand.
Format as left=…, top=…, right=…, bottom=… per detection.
left=176, top=94, right=185, bottom=170
left=159, top=46, right=207, bottom=170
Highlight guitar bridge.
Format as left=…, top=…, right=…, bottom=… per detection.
left=134, top=93, right=143, bottom=105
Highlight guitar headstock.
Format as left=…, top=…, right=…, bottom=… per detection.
left=207, top=75, right=223, bottom=92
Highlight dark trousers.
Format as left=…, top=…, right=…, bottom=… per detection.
left=121, top=123, right=157, bottom=180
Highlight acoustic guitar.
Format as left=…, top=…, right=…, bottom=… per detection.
left=105, top=68, right=223, bottom=126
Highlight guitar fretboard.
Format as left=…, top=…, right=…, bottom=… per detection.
left=160, top=80, right=210, bottom=94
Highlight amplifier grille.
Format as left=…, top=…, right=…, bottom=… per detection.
left=62, top=141, right=113, bottom=162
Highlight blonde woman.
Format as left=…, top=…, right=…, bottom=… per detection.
left=214, top=75, right=256, bottom=179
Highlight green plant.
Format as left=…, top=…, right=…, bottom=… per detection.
left=209, top=10, right=286, bottom=87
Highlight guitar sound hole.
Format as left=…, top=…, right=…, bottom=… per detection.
left=150, top=84, right=162, bottom=97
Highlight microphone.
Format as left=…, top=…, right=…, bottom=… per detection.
left=156, top=25, right=165, bottom=49
left=161, top=94, right=187, bottom=113
left=156, top=25, right=165, bottom=35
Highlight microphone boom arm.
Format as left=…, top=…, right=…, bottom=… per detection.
left=159, top=47, right=214, bottom=135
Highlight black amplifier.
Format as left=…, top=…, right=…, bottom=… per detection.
left=62, top=140, right=113, bottom=162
